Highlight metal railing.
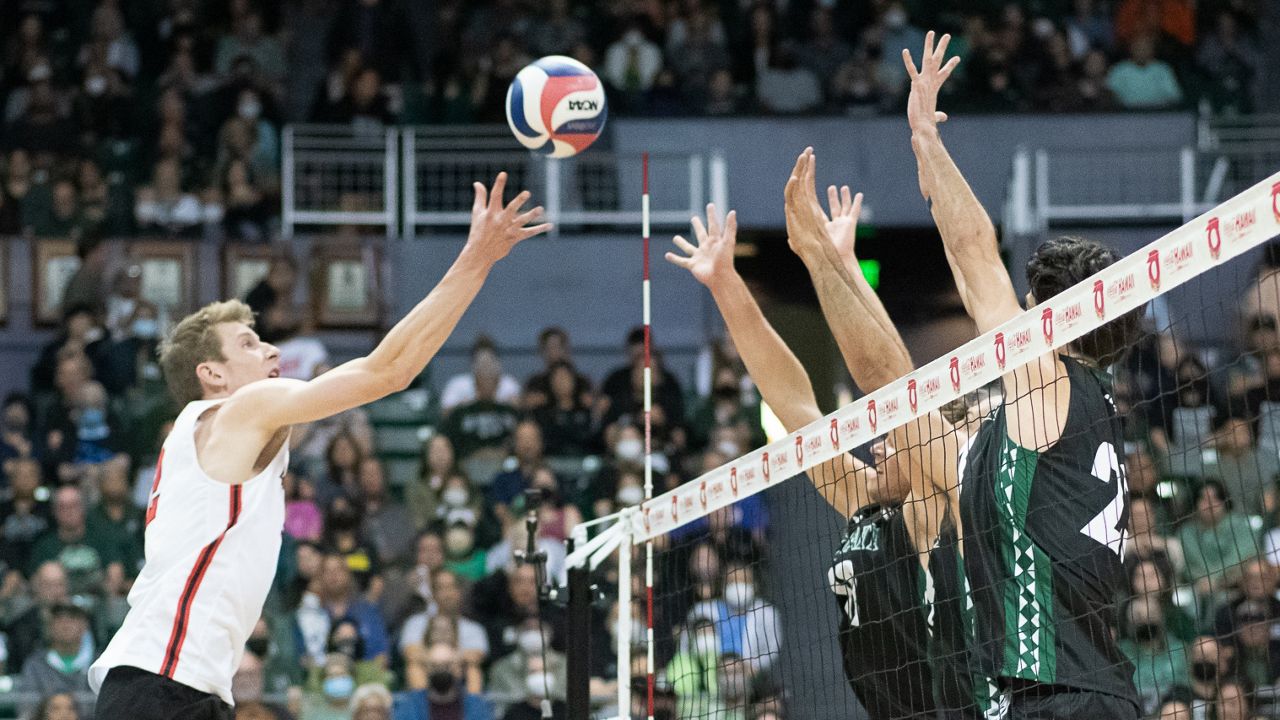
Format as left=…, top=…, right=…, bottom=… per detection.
left=281, top=124, right=399, bottom=239
left=282, top=124, right=728, bottom=239
left=1005, top=145, right=1234, bottom=232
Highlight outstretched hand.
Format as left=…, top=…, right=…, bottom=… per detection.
left=783, top=147, right=833, bottom=262
left=464, top=172, right=553, bottom=264
left=902, top=30, right=959, bottom=136
left=825, top=184, right=864, bottom=270
left=665, top=203, right=738, bottom=288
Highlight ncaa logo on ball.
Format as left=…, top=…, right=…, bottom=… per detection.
left=506, top=55, right=608, bottom=158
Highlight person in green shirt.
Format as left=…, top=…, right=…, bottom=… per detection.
left=28, top=486, right=121, bottom=597
left=666, top=618, right=719, bottom=720
left=442, top=511, right=488, bottom=582
left=1105, top=34, right=1183, bottom=109
left=1118, top=598, right=1188, bottom=715
left=1177, top=480, right=1260, bottom=618
left=86, top=455, right=144, bottom=575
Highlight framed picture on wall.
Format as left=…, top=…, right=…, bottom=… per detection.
left=315, top=241, right=380, bottom=328
left=223, top=244, right=275, bottom=303
left=131, top=240, right=195, bottom=316
left=32, top=238, right=80, bottom=325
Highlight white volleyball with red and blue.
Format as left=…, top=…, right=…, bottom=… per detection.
left=506, top=55, right=607, bottom=158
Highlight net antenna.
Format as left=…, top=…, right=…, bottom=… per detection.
left=566, top=170, right=1280, bottom=714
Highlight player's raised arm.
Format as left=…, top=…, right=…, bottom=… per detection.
left=783, top=149, right=959, bottom=531
left=221, top=173, right=552, bottom=431
left=665, top=203, right=873, bottom=518
left=905, top=32, right=1072, bottom=451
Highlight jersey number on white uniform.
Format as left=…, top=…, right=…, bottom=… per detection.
left=1082, top=442, right=1127, bottom=556
left=829, top=561, right=860, bottom=627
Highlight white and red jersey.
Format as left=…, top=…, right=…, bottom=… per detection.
left=90, top=399, right=287, bottom=705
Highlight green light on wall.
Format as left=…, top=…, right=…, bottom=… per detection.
left=859, top=259, right=881, bottom=290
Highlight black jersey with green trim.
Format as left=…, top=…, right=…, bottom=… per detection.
left=957, top=355, right=1139, bottom=708
left=828, top=503, right=934, bottom=720
left=927, top=513, right=1005, bottom=719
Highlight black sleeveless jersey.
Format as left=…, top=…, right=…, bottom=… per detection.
left=927, top=514, right=1004, bottom=719
left=828, top=503, right=934, bottom=720
left=958, top=356, right=1139, bottom=709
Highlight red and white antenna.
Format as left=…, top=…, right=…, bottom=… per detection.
left=642, top=151, right=656, bottom=720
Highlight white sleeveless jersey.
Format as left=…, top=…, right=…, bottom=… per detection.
left=90, top=399, right=287, bottom=705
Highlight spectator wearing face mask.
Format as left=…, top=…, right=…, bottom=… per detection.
left=442, top=510, right=488, bottom=582
left=1118, top=598, right=1187, bottom=715
left=317, top=617, right=394, bottom=688
left=393, top=642, right=495, bottom=720
left=488, top=618, right=566, bottom=716
left=686, top=562, right=781, bottom=671
left=1185, top=635, right=1232, bottom=717
left=301, top=652, right=361, bottom=720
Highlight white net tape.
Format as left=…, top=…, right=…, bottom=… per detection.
left=629, top=172, right=1280, bottom=544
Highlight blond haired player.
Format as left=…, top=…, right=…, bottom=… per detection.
left=90, top=173, right=550, bottom=720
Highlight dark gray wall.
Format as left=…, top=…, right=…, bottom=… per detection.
left=611, top=113, right=1198, bottom=227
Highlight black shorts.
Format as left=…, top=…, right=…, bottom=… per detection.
left=95, top=666, right=233, bottom=720
left=1008, top=684, right=1140, bottom=720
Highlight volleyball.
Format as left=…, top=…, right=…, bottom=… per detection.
left=505, top=55, right=607, bottom=158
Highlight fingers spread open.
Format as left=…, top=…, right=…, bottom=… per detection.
left=841, top=186, right=853, bottom=215
left=902, top=48, right=919, bottom=78
left=505, top=189, right=532, bottom=214
left=691, top=215, right=708, bottom=244
left=827, top=185, right=839, bottom=215
left=472, top=182, right=487, bottom=213
left=934, top=32, right=951, bottom=63
left=851, top=191, right=863, bottom=219
left=939, top=55, right=960, bottom=81
left=673, top=234, right=697, bottom=256
left=519, top=222, right=553, bottom=240
left=923, top=30, right=935, bottom=63
left=514, top=206, right=544, bottom=226
left=706, top=203, right=721, bottom=239
left=488, top=172, right=508, bottom=211
left=724, top=209, right=737, bottom=238
left=664, top=251, right=694, bottom=269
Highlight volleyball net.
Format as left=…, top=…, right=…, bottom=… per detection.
left=566, top=171, right=1280, bottom=720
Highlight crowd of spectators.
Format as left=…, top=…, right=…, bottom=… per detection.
left=1108, top=241, right=1280, bottom=719
left=0, top=240, right=779, bottom=720
left=0, top=0, right=1267, bottom=243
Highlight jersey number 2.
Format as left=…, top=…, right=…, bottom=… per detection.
left=1082, top=442, right=1127, bottom=556
left=829, top=561, right=861, bottom=627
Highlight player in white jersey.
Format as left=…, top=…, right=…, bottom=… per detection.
left=90, top=172, right=550, bottom=720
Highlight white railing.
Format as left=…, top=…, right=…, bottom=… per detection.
left=1006, top=145, right=1223, bottom=230
left=281, top=124, right=399, bottom=239
left=281, top=124, right=728, bottom=239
